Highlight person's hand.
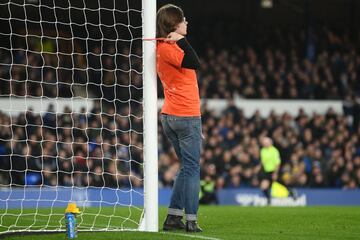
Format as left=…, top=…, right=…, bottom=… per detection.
left=165, top=32, right=184, bottom=42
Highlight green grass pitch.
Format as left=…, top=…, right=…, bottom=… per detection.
left=1, top=206, right=359, bottom=240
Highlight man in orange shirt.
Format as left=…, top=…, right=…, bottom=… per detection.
left=157, top=4, right=202, bottom=232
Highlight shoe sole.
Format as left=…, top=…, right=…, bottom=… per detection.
left=163, top=225, right=185, bottom=231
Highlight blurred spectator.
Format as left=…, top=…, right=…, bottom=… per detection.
left=199, top=175, right=218, bottom=205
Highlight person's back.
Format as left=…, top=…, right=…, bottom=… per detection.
left=260, top=145, right=281, bottom=173
left=156, top=41, right=200, bottom=116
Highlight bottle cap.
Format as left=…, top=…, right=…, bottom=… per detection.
left=65, top=202, right=81, bottom=214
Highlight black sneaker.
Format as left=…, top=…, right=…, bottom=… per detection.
left=163, top=215, right=185, bottom=231
left=186, top=221, right=202, bottom=232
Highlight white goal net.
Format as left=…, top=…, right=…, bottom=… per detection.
left=0, top=0, right=157, bottom=235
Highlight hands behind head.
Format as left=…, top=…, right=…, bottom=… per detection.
left=165, top=32, right=184, bottom=42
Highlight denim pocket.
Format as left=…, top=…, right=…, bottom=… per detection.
left=192, top=119, right=202, bottom=139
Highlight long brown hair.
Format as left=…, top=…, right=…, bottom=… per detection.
left=156, top=4, right=184, bottom=38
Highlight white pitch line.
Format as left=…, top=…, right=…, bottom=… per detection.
left=160, top=231, right=223, bottom=240
left=6, top=216, right=223, bottom=240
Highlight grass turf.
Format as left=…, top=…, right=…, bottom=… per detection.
left=0, top=206, right=359, bottom=240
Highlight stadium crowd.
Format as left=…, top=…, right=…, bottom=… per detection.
left=159, top=102, right=360, bottom=190
left=0, top=27, right=359, bottom=190
left=0, top=29, right=359, bottom=101
left=0, top=101, right=359, bottom=190
left=0, top=37, right=143, bottom=102
left=0, top=103, right=144, bottom=189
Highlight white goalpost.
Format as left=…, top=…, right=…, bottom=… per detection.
left=0, top=0, right=158, bottom=235
left=141, top=0, right=158, bottom=233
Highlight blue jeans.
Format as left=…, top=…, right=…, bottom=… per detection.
left=161, top=114, right=202, bottom=221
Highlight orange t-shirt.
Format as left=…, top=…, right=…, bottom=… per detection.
left=156, top=41, right=200, bottom=117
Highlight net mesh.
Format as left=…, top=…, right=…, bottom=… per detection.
left=0, top=0, right=145, bottom=233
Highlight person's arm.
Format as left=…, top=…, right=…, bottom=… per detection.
left=176, top=38, right=200, bottom=70
left=272, top=164, right=280, bottom=181
left=165, top=32, right=200, bottom=70
left=272, top=148, right=281, bottom=181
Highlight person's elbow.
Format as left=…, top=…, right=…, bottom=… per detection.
left=181, top=53, right=201, bottom=70
left=188, top=62, right=200, bottom=70
left=193, top=61, right=201, bottom=70
left=181, top=60, right=200, bottom=70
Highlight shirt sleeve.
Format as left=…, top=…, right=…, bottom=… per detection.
left=176, top=38, right=200, bottom=69
left=158, top=43, right=184, bottom=68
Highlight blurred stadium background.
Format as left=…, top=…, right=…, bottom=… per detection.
left=0, top=0, right=360, bottom=239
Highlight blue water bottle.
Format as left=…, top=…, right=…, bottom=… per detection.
left=65, top=203, right=80, bottom=239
